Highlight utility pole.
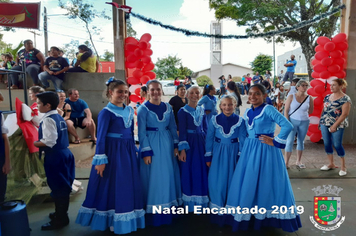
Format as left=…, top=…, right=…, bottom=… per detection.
left=28, top=30, right=41, bottom=47
left=112, top=0, right=126, bottom=80
left=44, top=7, right=48, bottom=54
left=273, top=36, right=276, bottom=86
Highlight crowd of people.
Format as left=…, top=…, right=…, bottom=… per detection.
left=0, top=40, right=99, bottom=91
left=0, top=49, right=352, bottom=235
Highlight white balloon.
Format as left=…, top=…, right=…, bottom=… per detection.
left=327, top=76, right=338, bottom=84
left=309, top=116, right=320, bottom=125
left=129, top=84, right=141, bottom=94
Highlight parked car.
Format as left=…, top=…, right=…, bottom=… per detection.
left=161, top=80, right=198, bottom=95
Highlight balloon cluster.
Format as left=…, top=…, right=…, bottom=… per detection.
left=307, top=33, right=348, bottom=143
left=125, top=33, right=156, bottom=105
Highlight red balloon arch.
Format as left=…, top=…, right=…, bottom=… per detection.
left=125, top=33, right=156, bottom=108
left=308, top=33, right=348, bottom=142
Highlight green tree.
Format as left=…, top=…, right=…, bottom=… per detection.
left=196, top=75, right=213, bottom=86
left=210, top=0, right=341, bottom=77
left=250, top=54, right=273, bottom=75
left=154, top=55, right=192, bottom=80
left=100, top=50, right=114, bottom=61
left=126, top=18, right=137, bottom=38
left=58, top=0, right=110, bottom=59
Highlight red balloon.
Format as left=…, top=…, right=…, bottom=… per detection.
left=329, top=50, right=342, bottom=58
left=125, top=43, right=138, bottom=51
left=333, top=58, right=345, bottom=67
left=314, top=45, right=324, bottom=52
left=335, top=42, right=348, bottom=51
left=311, top=107, right=322, bottom=117
left=135, top=60, right=144, bottom=69
left=311, top=71, right=320, bottom=79
left=315, top=51, right=329, bottom=60
left=320, top=71, right=331, bottom=79
left=314, top=96, right=324, bottom=107
left=140, top=33, right=152, bottom=42
left=313, top=64, right=327, bottom=73
left=125, top=50, right=134, bottom=57
left=127, top=77, right=140, bottom=85
left=125, top=61, right=136, bottom=69
left=310, top=132, right=322, bottom=143
left=307, top=87, right=319, bottom=97
left=143, top=49, right=153, bottom=56
left=317, top=36, right=330, bottom=46
left=129, top=94, right=141, bottom=103
left=311, top=59, right=320, bottom=66
left=314, top=85, right=326, bottom=94
left=140, top=75, right=150, bottom=84
left=308, top=124, right=320, bottom=133
left=310, top=79, right=324, bottom=87
left=332, top=70, right=346, bottom=78
left=145, top=71, right=156, bottom=79
left=324, top=42, right=336, bottom=52
left=307, top=130, right=312, bottom=137
left=320, top=57, right=333, bottom=67
left=327, top=64, right=340, bottom=73
left=127, top=54, right=137, bottom=63
left=133, top=69, right=143, bottom=79
left=322, top=89, right=332, bottom=98
left=141, top=55, right=151, bottom=64
left=147, top=43, right=151, bottom=49
left=134, top=87, right=141, bottom=95
left=143, top=62, right=155, bottom=72
left=138, top=41, right=148, bottom=50
left=134, top=49, right=143, bottom=58
left=125, top=37, right=139, bottom=45
left=331, top=33, right=347, bottom=43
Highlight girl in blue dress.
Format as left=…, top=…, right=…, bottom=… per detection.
left=178, top=86, right=209, bottom=212
left=137, top=80, right=182, bottom=226
left=76, top=78, right=145, bottom=234
left=198, top=85, right=217, bottom=123
left=226, top=84, right=302, bottom=232
left=205, top=95, right=247, bottom=225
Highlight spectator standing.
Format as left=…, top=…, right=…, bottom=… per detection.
left=169, top=84, right=188, bottom=130
left=277, top=85, right=286, bottom=112
left=174, top=76, right=180, bottom=90
left=252, top=72, right=260, bottom=85
left=65, top=88, right=97, bottom=144
left=284, top=80, right=314, bottom=169
left=9, top=39, right=45, bottom=89
left=282, top=55, right=297, bottom=85
left=38, top=47, right=69, bottom=92
left=184, top=75, right=192, bottom=90
left=245, top=73, right=252, bottom=92
left=319, top=79, right=351, bottom=176
left=278, top=70, right=284, bottom=83
left=286, top=78, right=300, bottom=97
left=226, top=81, right=242, bottom=115
left=68, top=45, right=99, bottom=73
left=218, top=75, right=226, bottom=98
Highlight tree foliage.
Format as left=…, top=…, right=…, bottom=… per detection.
left=126, top=18, right=137, bottom=38
left=250, top=54, right=273, bottom=75
left=196, top=75, right=213, bottom=86
left=153, top=55, right=193, bottom=80
left=210, top=0, right=341, bottom=77
left=100, top=50, right=114, bottom=61
left=58, top=0, right=110, bottom=59
left=61, top=39, right=91, bottom=60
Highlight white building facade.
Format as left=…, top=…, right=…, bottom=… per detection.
left=277, top=47, right=308, bottom=74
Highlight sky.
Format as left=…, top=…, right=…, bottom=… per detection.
left=2, top=0, right=301, bottom=74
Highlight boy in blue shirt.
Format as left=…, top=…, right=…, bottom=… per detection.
left=34, top=92, right=75, bottom=230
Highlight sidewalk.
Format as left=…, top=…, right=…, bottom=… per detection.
left=23, top=95, right=356, bottom=236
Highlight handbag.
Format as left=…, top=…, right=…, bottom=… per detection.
left=289, top=95, right=309, bottom=117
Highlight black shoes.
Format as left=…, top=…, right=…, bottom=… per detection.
left=41, top=216, right=69, bottom=230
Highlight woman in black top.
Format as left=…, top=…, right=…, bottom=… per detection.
left=169, top=84, right=188, bottom=130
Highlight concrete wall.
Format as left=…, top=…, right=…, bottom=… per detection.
left=222, top=64, right=253, bottom=79
left=0, top=72, right=118, bottom=122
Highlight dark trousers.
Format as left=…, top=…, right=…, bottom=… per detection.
left=67, top=67, right=88, bottom=72
left=9, top=64, right=41, bottom=86
left=0, top=172, right=7, bottom=203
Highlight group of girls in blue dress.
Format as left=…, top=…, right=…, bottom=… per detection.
left=76, top=79, right=301, bottom=234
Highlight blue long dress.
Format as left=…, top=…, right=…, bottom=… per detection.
left=226, top=103, right=302, bottom=232
left=76, top=103, right=145, bottom=235
left=177, top=105, right=209, bottom=212
left=205, top=113, right=247, bottom=225
left=198, top=94, right=217, bottom=123
left=137, top=101, right=182, bottom=226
